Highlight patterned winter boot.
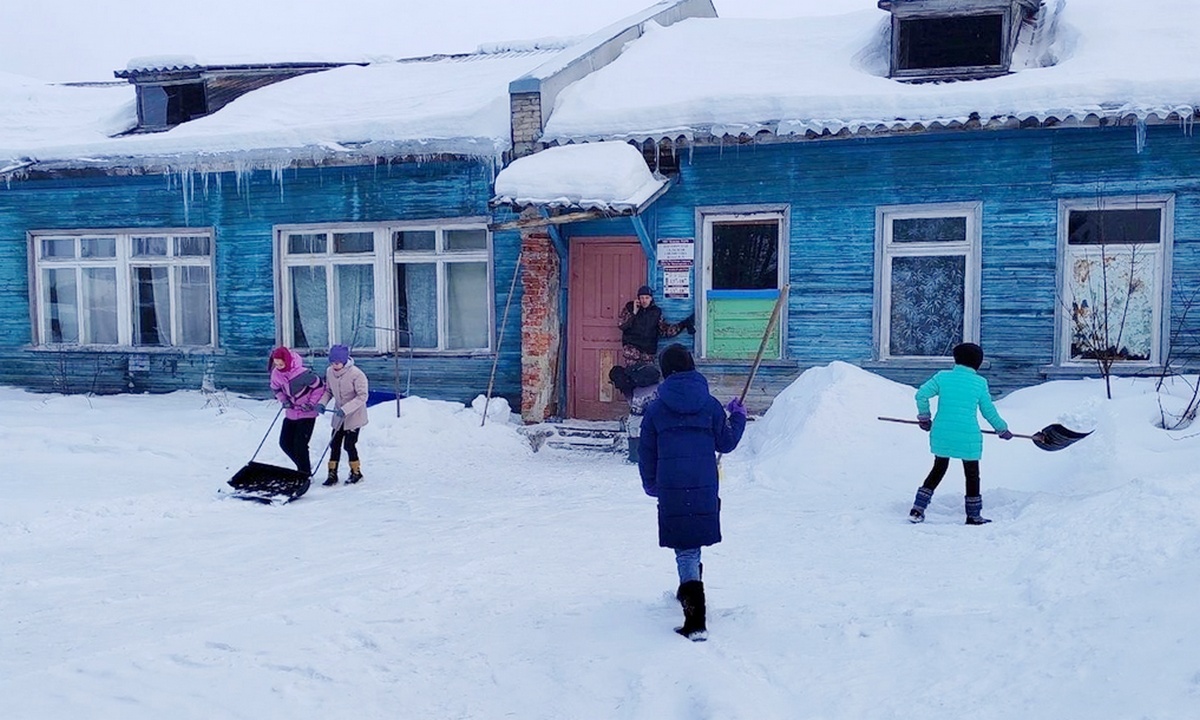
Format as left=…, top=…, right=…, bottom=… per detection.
left=909, top=487, right=934, bottom=523
left=675, top=580, right=707, bottom=642
left=347, top=460, right=363, bottom=484
left=965, top=495, right=992, bottom=525
left=323, top=460, right=339, bottom=486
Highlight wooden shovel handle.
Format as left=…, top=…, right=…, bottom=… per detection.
left=876, top=416, right=1035, bottom=440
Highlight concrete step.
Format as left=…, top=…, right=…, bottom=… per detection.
left=519, top=419, right=626, bottom=454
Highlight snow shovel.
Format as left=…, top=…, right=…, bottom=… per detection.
left=876, top=416, right=1092, bottom=452
left=226, top=406, right=313, bottom=504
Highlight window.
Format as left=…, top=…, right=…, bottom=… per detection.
left=876, top=203, right=981, bottom=359
left=138, top=82, right=208, bottom=129
left=898, top=14, right=1004, bottom=72
left=32, top=230, right=215, bottom=348
left=698, top=208, right=786, bottom=360
left=1058, top=197, right=1172, bottom=365
left=278, top=221, right=492, bottom=354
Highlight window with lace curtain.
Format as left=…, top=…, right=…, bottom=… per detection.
left=875, top=203, right=981, bottom=360
left=278, top=220, right=492, bottom=354
left=31, top=230, right=215, bottom=348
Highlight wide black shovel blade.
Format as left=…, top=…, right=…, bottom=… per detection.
left=1031, top=424, right=1092, bottom=452
left=228, top=461, right=311, bottom=503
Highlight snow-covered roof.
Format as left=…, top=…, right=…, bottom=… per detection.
left=0, top=72, right=135, bottom=170
left=492, top=141, right=667, bottom=213
left=543, top=0, right=1200, bottom=144
left=5, top=0, right=1199, bottom=177
left=3, top=48, right=569, bottom=174
left=119, top=54, right=377, bottom=75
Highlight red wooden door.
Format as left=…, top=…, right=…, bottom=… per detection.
left=567, top=238, right=647, bottom=420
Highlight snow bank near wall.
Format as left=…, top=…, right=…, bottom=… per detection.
left=370, top=395, right=531, bottom=468
left=744, top=362, right=1200, bottom=500
left=746, top=361, right=916, bottom=487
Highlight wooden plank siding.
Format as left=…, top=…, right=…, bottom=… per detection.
left=0, top=161, right=524, bottom=409
left=564, top=124, right=1200, bottom=408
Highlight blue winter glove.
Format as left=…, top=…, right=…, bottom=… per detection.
left=316, top=403, right=327, bottom=414
left=333, top=408, right=345, bottom=418
left=998, top=429, right=1014, bottom=440
left=725, top=397, right=747, bottom=418
left=917, top=414, right=932, bottom=432
left=281, top=399, right=294, bottom=409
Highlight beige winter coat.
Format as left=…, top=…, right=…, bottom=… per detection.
left=322, top=359, right=369, bottom=431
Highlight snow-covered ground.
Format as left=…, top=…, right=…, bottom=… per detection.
left=3, top=363, right=1199, bottom=719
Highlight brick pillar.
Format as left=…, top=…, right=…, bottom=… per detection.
left=520, top=228, right=561, bottom=422
left=510, top=92, right=544, bottom=160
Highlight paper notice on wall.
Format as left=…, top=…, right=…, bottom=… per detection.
left=663, top=268, right=691, bottom=298
left=656, top=238, right=694, bottom=265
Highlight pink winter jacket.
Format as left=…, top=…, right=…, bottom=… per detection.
left=270, top=349, right=325, bottom=420
left=321, top=359, right=369, bottom=431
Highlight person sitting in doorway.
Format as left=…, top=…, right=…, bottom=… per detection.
left=618, top=285, right=694, bottom=366
left=610, top=285, right=695, bottom=398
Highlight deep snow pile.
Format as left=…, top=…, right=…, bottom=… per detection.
left=3, top=365, right=1199, bottom=719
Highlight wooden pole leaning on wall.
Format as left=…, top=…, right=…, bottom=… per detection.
left=738, top=283, right=790, bottom=405
left=718, top=283, right=789, bottom=469
left=482, top=251, right=523, bottom=427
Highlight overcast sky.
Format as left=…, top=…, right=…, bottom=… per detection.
left=0, top=0, right=876, bottom=82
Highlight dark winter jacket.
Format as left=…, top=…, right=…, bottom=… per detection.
left=620, top=302, right=666, bottom=355
left=638, top=370, right=746, bottom=549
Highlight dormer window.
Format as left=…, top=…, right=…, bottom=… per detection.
left=138, top=82, right=208, bottom=129
left=879, top=0, right=1040, bottom=82
left=116, top=61, right=357, bottom=133
left=898, top=14, right=1003, bottom=72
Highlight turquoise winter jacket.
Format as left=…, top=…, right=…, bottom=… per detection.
left=915, top=365, right=1008, bottom=461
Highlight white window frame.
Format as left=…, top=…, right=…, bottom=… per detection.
left=696, top=205, right=789, bottom=360
left=276, top=218, right=494, bottom=354
left=1055, top=195, right=1173, bottom=367
left=277, top=225, right=384, bottom=353
left=29, top=228, right=217, bottom=349
left=875, top=202, right=982, bottom=361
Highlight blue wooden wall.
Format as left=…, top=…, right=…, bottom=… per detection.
left=0, top=161, right=524, bottom=409
left=565, top=124, right=1200, bottom=402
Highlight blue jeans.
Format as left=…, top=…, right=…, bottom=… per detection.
left=674, top=547, right=702, bottom=584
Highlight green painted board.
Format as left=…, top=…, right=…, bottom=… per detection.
left=706, top=294, right=780, bottom=360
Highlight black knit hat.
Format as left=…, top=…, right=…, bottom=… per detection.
left=952, top=342, right=984, bottom=370
left=659, top=343, right=695, bottom=378
left=636, top=285, right=653, bottom=297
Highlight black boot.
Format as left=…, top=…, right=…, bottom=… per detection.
left=674, top=580, right=707, bottom=641
left=965, top=495, right=992, bottom=525
left=909, top=486, right=933, bottom=523
left=323, top=460, right=339, bottom=486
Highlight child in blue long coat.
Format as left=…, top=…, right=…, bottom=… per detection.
left=909, top=342, right=1012, bottom=525
left=639, top=343, right=746, bottom=640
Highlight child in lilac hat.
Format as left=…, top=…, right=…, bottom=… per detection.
left=319, top=344, right=370, bottom=485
